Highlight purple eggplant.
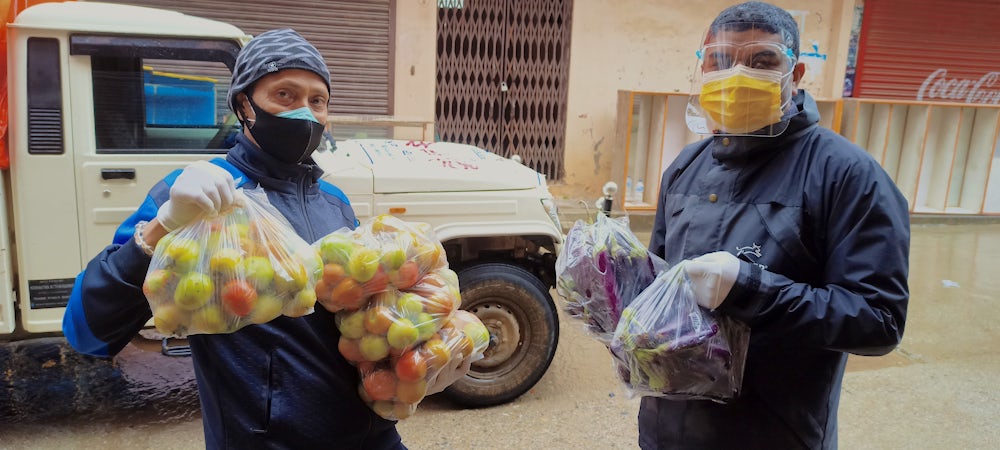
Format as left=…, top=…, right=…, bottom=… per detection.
left=611, top=265, right=750, bottom=402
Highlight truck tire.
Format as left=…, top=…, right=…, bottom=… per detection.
left=443, top=263, right=559, bottom=407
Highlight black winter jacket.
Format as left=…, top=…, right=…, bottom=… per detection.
left=63, top=134, right=404, bottom=449
left=644, top=91, right=910, bottom=449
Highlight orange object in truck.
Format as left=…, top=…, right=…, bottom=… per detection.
left=1, top=0, right=66, bottom=169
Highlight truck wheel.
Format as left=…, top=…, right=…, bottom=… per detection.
left=443, top=263, right=559, bottom=407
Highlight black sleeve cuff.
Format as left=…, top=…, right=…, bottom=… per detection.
left=111, top=238, right=154, bottom=287
left=717, top=261, right=763, bottom=322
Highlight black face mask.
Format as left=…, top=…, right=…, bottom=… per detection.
left=245, top=97, right=326, bottom=164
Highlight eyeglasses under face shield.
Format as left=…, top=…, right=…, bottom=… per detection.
left=697, top=41, right=796, bottom=73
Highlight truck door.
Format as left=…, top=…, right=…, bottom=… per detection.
left=9, top=33, right=240, bottom=333
left=69, top=35, right=241, bottom=260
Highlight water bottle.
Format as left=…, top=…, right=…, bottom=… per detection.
left=626, top=177, right=634, bottom=202
left=635, top=179, right=645, bottom=203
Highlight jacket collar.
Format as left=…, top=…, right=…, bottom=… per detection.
left=709, top=90, right=820, bottom=163
left=227, top=133, right=325, bottom=193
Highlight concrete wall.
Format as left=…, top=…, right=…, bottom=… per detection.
left=391, top=0, right=438, bottom=139
left=560, top=0, right=856, bottom=198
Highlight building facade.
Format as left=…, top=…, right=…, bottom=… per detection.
left=96, top=1, right=868, bottom=200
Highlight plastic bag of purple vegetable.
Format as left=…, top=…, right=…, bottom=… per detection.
left=610, top=263, right=750, bottom=403
left=555, top=214, right=667, bottom=344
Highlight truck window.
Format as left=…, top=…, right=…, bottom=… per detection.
left=70, top=35, right=240, bottom=154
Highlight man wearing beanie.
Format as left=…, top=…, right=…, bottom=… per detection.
left=643, top=2, right=909, bottom=449
left=63, top=29, right=454, bottom=449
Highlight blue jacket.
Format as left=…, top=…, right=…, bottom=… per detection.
left=644, top=91, right=910, bottom=449
left=63, top=134, right=404, bottom=449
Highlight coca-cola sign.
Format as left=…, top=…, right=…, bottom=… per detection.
left=917, top=69, right=1000, bottom=104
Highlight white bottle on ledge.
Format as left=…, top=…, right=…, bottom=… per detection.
left=634, top=179, right=645, bottom=203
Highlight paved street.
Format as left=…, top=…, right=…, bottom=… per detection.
left=1, top=222, right=998, bottom=449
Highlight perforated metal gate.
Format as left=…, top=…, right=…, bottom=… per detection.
left=436, top=0, right=572, bottom=180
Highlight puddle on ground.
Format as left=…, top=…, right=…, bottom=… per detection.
left=0, top=337, right=199, bottom=424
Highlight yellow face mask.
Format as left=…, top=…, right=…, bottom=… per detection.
left=699, top=65, right=784, bottom=134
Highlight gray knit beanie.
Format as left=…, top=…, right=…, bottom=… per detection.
left=227, top=29, right=331, bottom=115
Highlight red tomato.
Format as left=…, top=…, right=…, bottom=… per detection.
left=221, top=279, right=258, bottom=317
left=363, top=369, right=398, bottom=402
left=395, top=349, right=428, bottom=382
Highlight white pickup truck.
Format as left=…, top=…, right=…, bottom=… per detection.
left=2, top=2, right=562, bottom=411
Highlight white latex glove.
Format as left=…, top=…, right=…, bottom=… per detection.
left=426, top=352, right=483, bottom=396
left=156, top=161, right=238, bottom=231
left=683, top=251, right=741, bottom=310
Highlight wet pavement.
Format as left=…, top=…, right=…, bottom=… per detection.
left=1, top=222, right=999, bottom=449
left=0, top=336, right=199, bottom=423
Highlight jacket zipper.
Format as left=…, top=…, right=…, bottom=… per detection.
left=298, top=172, right=316, bottom=242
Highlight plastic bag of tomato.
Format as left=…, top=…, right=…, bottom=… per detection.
left=319, top=215, right=489, bottom=420
left=142, top=187, right=322, bottom=337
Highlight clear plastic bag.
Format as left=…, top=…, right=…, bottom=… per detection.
left=314, top=215, right=448, bottom=312
left=143, top=188, right=323, bottom=337
left=315, top=214, right=476, bottom=420
left=555, top=214, right=667, bottom=344
left=334, top=268, right=460, bottom=363
left=610, top=263, right=750, bottom=403
left=337, top=266, right=464, bottom=419
left=356, top=310, right=489, bottom=420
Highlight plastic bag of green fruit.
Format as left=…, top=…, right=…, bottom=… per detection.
left=355, top=310, right=490, bottom=420
left=313, top=214, right=447, bottom=312
left=142, top=188, right=323, bottom=337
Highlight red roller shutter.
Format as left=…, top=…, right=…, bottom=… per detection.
left=854, top=0, right=1000, bottom=103
left=96, top=0, right=393, bottom=115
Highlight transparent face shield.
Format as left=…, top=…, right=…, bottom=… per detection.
left=686, top=25, right=798, bottom=137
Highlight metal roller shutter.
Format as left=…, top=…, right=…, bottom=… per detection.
left=95, top=0, right=393, bottom=115
left=854, top=0, right=1000, bottom=103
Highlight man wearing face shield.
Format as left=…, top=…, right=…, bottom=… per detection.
left=646, top=2, right=910, bottom=449
left=63, top=29, right=467, bottom=449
